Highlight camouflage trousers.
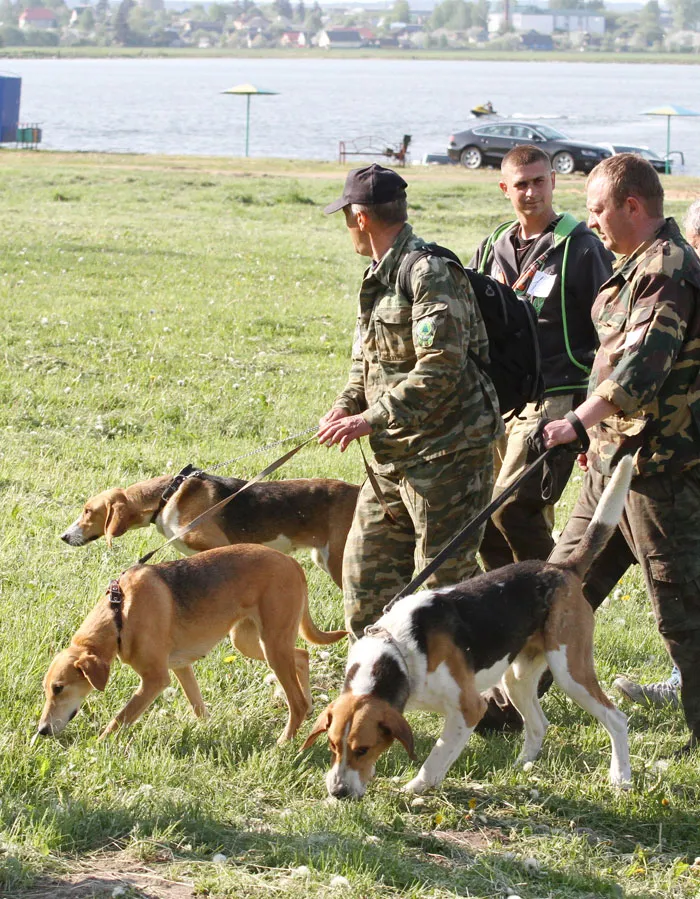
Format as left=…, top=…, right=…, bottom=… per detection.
left=549, top=465, right=700, bottom=740
left=480, top=393, right=583, bottom=570
left=342, top=445, right=494, bottom=637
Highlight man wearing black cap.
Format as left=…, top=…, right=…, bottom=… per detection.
left=318, top=164, right=503, bottom=636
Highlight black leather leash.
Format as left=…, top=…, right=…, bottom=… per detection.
left=379, top=447, right=555, bottom=617
left=378, top=412, right=590, bottom=627
left=377, top=415, right=591, bottom=620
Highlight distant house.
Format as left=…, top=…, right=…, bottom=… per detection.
left=19, top=7, right=58, bottom=29
left=179, top=19, right=223, bottom=35
left=233, top=13, right=270, bottom=31
left=316, top=28, right=363, bottom=49
left=488, top=10, right=604, bottom=35
left=521, top=30, right=554, bottom=50
left=280, top=30, right=307, bottom=47
left=552, top=10, right=605, bottom=34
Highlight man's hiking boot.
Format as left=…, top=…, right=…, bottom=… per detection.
left=613, top=676, right=680, bottom=709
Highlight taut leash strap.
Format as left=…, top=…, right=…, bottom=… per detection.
left=383, top=447, right=555, bottom=613
left=137, top=435, right=317, bottom=565
left=358, top=441, right=398, bottom=526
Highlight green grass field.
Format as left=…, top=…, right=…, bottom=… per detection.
left=1, top=152, right=700, bottom=899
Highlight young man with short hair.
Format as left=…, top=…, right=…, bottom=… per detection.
left=470, top=145, right=613, bottom=571
left=542, top=154, right=700, bottom=753
left=318, top=164, right=502, bottom=637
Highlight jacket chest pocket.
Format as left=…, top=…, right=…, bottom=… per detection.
left=622, top=301, right=655, bottom=352
left=374, top=305, right=415, bottom=363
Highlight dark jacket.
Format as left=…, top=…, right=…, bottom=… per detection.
left=470, top=215, right=613, bottom=395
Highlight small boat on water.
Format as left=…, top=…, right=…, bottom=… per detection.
left=471, top=101, right=496, bottom=118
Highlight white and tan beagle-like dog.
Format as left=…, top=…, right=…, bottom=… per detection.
left=303, top=456, right=634, bottom=798
left=37, top=545, right=346, bottom=743
left=61, top=471, right=359, bottom=588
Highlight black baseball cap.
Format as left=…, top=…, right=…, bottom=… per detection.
left=324, top=163, right=408, bottom=215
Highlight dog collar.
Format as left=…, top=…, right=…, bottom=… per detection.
left=363, top=625, right=410, bottom=677
left=106, top=579, right=124, bottom=650
left=150, top=464, right=200, bottom=525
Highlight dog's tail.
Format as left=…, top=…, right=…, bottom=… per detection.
left=299, top=589, right=347, bottom=646
left=559, top=455, right=634, bottom=580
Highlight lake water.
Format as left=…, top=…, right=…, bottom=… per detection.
left=3, top=57, right=700, bottom=174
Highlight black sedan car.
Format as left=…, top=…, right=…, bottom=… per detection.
left=447, top=121, right=611, bottom=174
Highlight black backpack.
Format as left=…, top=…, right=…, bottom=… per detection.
left=397, top=244, right=544, bottom=420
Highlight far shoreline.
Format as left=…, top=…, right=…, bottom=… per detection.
left=2, top=46, right=700, bottom=65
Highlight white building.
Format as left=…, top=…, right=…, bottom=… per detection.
left=488, top=10, right=605, bottom=34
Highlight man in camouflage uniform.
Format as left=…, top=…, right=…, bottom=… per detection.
left=541, top=154, right=700, bottom=752
left=613, top=195, right=700, bottom=709
left=318, top=164, right=502, bottom=637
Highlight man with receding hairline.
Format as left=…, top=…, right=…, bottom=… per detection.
left=542, top=153, right=700, bottom=754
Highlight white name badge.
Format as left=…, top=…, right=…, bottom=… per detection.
left=529, top=270, right=556, bottom=298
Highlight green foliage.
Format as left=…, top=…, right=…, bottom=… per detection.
left=392, top=0, right=410, bottom=23
left=0, top=23, right=25, bottom=44
left=668, top=0, right=700, bottom=29
left=1, top=154, right=700, bottom=897
left=430, top=0, right=472, bottom=31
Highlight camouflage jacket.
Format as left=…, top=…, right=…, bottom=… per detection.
left=334, top=223, right=503, bottom=472
left=588, top=218, right=700, bottom=477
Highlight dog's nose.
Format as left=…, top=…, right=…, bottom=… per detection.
left=60, top=532, right=70, bottom=543
left=37, top=725, right=51, bottom=736
left=330, top=783, right=351, bottom=800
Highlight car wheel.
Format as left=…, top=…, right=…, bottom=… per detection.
left=460, top=146, right=483, bottom=169
left=552, top=151, right=575, bottom=175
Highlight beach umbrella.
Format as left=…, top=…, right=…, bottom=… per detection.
left=641, top=104, right=700, bottom=174
left=222, top=83, right=278, bottom=158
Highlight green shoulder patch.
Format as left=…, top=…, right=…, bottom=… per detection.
left=415, top=317, right=437, bottom=348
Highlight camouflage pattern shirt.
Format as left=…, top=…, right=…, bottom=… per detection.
left=588, top=218, right=700, bottom=477
left=334, top=223, right=503, bottom=473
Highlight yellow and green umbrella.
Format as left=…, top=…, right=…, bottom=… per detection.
left=642, top=104, right=700, bottom=174
left=222, top=83, right=278, bottom=158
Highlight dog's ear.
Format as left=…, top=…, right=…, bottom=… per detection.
left=301, top=703, right=334, bottom=750
left=75, top=653, right=111, bottom=692
left=104, top=493, right=131, bottom=547
left=381, top=707, right=416, bottom=760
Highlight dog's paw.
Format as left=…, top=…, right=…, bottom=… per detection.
left=514, top=753, right=538, bottom=769
left=97, top=722, right=118, bottom=742
left=402, top=776, right=431, bottom=795
left=265, top=672, right=286, bottom=701
left=610, top=769, right=633, bottom=790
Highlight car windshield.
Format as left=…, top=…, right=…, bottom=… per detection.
left=533, top=124, right=569, bottom=140
left=613, top=145, right=661, bottom=160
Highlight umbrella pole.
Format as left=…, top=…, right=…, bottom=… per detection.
left=666, top=115, right=671, bottom=175
left=245, top=94, right=251, bottom=158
